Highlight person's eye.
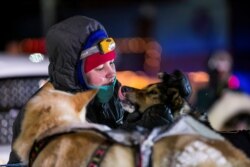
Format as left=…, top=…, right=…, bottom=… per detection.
left=95, top=65, right=104, bottom=71
left=110, top=61, right=115, bottom=66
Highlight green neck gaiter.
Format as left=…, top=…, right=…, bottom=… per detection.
left=89, top=78, right=116, bottom=103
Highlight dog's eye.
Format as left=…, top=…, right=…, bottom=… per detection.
left=148, top=90, right=158, bottom=95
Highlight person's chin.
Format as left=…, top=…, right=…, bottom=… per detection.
left=103, top=81, right=113, bottom=86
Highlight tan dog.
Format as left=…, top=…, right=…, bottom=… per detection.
left=14, top=82, right=136, bottom=167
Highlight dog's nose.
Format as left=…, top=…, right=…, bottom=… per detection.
left=119, top=86, right=136, bottom=100
left=121, top=86, right=137, bottom=94
left=121, top=86, right=139, bottom=93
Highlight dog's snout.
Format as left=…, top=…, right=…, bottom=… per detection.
left=121, top=86, right=136, bottom=93
left=121, top=86, right=129, bottom=93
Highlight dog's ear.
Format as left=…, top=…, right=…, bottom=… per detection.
left=83, top=89, right=98, bottom=102
left=73, top=89, right=98, bottom=112
left=158, top=70, right=192, bottom=99
left=41, top=82, right=54, bottom=91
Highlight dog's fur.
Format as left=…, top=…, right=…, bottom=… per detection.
left=122, top=83, right=193, bottom=119
left=122, top=82, right=250, bottom=166
left=14, top=81, right=250, bottom=167
left=208, top=91, right=250, bottom=131
left=222, top=113, right=250, bottom=131
left=14, top=82, right=136, bottom=167
left=152, top=134, right=250, bottom=167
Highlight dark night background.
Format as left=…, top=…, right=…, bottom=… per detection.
left=0, top=0, right=249, bottom=75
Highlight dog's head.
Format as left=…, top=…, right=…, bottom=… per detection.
left=121, top=70, right=192, bottom=118
left=28, top=82, right=98, bottom=124
left=14, top=82, right=98, bottom=162
left=121, top=83, right=186, bottom=115
left=121, top=83, right=163, bottom=113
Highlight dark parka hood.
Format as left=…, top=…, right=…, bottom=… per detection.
left=46, top=15, right=107, bottom=91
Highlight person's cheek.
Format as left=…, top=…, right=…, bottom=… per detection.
left=86, top=73, right=100, bottom=86
left=93, top=74, right=106, bottom=86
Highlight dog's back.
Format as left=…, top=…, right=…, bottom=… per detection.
left=32, top=130, right=136, bottom=167
left=150, top=116, right=250, bottom=167
left=152, top=134, right=250, bottom=167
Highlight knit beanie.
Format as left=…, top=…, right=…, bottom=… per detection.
left=82, top=29, right=116, bottom=73
left=77, top=29, right=116, bottom=89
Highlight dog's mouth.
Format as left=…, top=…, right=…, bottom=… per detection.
left=120, top=86, right=140, bottom=101
left=119, top=86, right=139, bottom=113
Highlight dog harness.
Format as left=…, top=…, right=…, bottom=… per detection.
left=86, top=140, right=113, bottom=167
left=28, top=126, right=143, bottom=167
left=29, top=132, right=114, bottom=167
left=29, top=131, right=75, bottom=167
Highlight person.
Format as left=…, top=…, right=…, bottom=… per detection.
left=194, top=50, right=241, bottom=114
left=8, top=15, right=191, bottom=164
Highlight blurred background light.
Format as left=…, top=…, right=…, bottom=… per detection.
left=29, top=53, right=44, bottom=63
left=0, top=0, right=250, bottom=98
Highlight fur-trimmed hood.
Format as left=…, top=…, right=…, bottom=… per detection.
left=208, top=91, right=250, bottom=131
left=46, top=16, right=107, bottom=91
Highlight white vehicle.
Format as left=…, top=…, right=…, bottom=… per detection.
left=0, top=53, right=49, bottom=164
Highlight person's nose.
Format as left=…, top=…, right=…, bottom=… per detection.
left=105, top=65, right=116, bottom=78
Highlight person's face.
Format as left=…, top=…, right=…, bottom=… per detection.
left=85, top=59, right=116, bottom=86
